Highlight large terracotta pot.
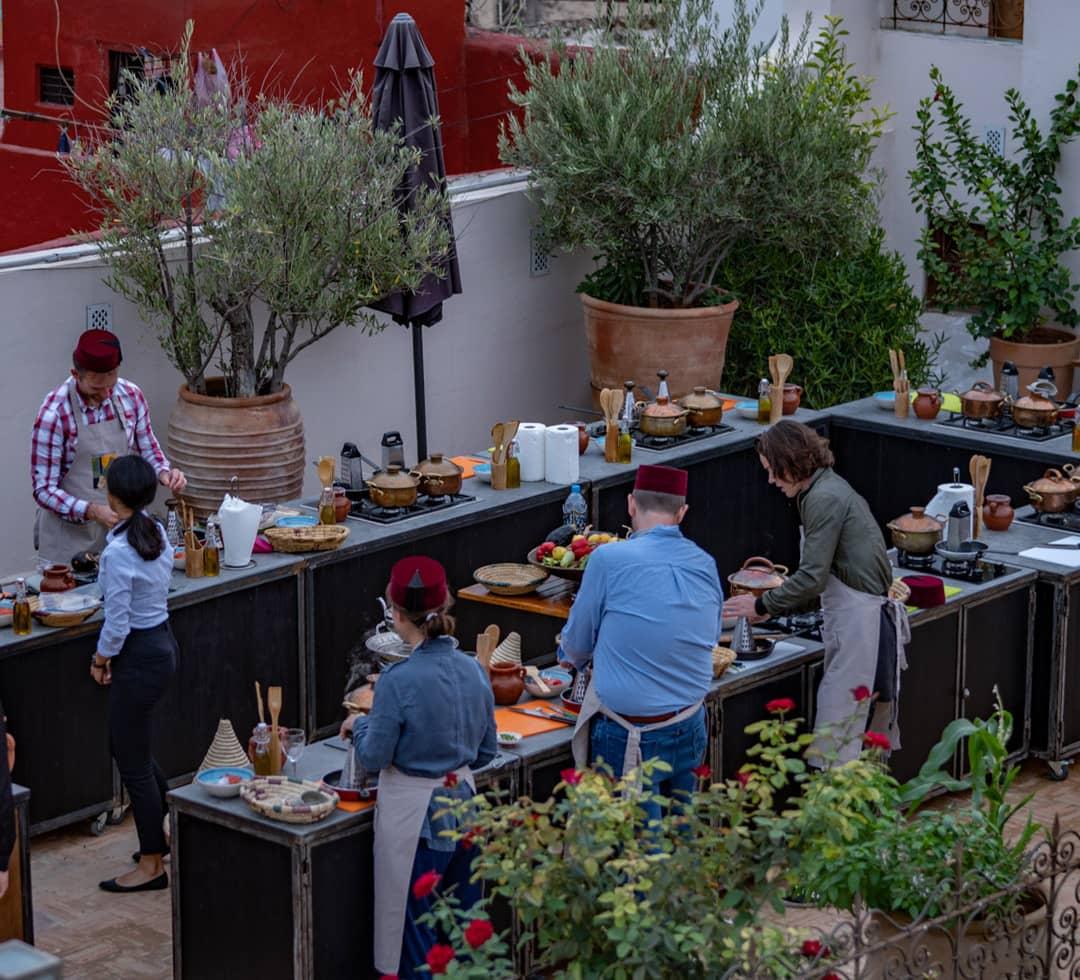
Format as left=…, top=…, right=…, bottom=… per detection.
left=989, top=326, right=1080, bottom=396
left=581, top=292, right=739, bottom=409
left=168, top=380, right=305, bottom=518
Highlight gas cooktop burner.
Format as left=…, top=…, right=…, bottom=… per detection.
left=630, top=422, right=735, bottom=452
left=934, top=412, right=1074, bottom=442
left=760, top=610, right=824, bottom=642
left=303, top=487, right=476, bottom=525
left=894, top=553, right=1012, bottom=584
left=1016, top=508, right=1080, bottom=532
left=896, top=549, right=935, bottom=570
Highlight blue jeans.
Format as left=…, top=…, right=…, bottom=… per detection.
left=590, top=706, right=707, bottom=825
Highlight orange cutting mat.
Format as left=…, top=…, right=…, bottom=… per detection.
left=450, top=456, right=485, bottom=479
left=337, top=799, right=375, bottom=813
left=722, top=399, right=738, bottom=411
left=495, top=700, right=575, bottom=737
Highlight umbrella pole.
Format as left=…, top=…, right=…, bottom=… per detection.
left=411, top=321, right=428, bottom=462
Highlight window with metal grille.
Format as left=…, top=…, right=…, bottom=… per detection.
left=882, top=0, right=1024, bottom=41
left=39, top=66, right=75, bottom=106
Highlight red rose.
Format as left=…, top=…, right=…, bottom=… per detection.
left=461, top=829, right=479, bottom=850
left=765, top=697, right=796, bottom=714
left=443, top=772, right=459, bottom=788
left=412, top=870, right=441, bottom=899
left=426, top=944, right=456, bottom=975
left=561, top=768, right=582, bottom=785
left=380, top=975, right=399, bottom=980
left=801, top=938, right=831, bottom=957
left=692, top=763, right=712, bottom=780
left=736, top=770, right=751, bottom=787
left=823, top=974, right=841, bottom=980
left=851, top=685, right=871, bottom=702
left=863, top=732, right=891, bottom=751
left=464, top=918, right=495, bottom=949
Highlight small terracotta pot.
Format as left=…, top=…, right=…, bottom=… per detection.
left=781, top=384, right=802, bottom=416
left=575, top=423, right=589, bottom=456
left=913, top=388, right=942, bottom=420
left=488, top=663, right=526, bottom=706
left=40, top=564, right=76, bottom=592
left=333, top=488, right=350, bottom=523
left=982, top=494, right=1015, bottom=532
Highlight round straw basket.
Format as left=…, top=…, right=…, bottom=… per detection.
left=240, top=776, right=339, bottom=823
left=473, top=563, right=547, bottom=596
left=265, top=525, right=349, bottom=554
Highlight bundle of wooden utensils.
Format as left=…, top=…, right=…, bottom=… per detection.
left=768, top=353, right=793, bottom=424
left=969, top=454, right=991, bottom=539
left=254, top=680, right=285, bottom=774
left=180, top=500, right=205, bottom=578
left=490, top=420, right=520, bottom=490
left=889, top=349, right=909, bottom=418
left=599, top=388, right=622, bottom=462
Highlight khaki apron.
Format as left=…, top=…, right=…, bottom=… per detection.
left=373, top=763, right=475, bottom=976
left=811, top=574, right=910, bottom=767
left=571, top=678, right=703, bottom=790
left=36, top=389, right=128, bottom=566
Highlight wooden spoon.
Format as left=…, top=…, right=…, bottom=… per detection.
left=775, top=353, right=793, bottom=389
left=267, top=685, right=283, bottom=774
left=970, top=455, right=991, bottom=538
left=476, top=633, right=494, bottom=672
left=491, top=423, right=506, bottom=465
left=504, top=420, right=520, bottom=453
left=768, top=355, right=778, bottom=387
left=524, top=665, right=551, bottom=696
left=484, top=623, right=501, bottom=652
left=255, top=681, right=265, bottom=725
left=888, top=349, right=900, bottom=387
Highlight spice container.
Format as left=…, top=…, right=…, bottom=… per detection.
left=506, top=440, right=521, bottom=489
left=318, top=486, right=336, bottom=525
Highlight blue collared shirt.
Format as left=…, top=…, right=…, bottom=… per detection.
left=557, top=524, right=723, bottom=715
left=97, top=517, right=173, bottom=658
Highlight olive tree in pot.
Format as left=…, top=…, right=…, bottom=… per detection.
left=63, top=25, right=450, bottom=515
left=910, top=64, right=1080, bottom=395
left=499, top=0, right=889, bottom=404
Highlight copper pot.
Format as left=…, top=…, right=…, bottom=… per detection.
left=726, top=556, right=788, bottom=598
left=410, top=453, right=463, bottom=497
left=678, top=387, right=724, bottom=427
left=1023, top=468, right=1076, bottom=513
left=1011, top=380, right=1059, bottom=429
left=636, top=395, right=689, bottom=437
left=366, top=464, right=419, bottom=508
left=959, top=381, right=1006, bottom=420
left=886, top=506, right=943, bottom=555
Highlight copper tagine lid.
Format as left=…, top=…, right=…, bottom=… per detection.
left=727, top=556, right=788, bottom=594
left=678, top=387, right=723, bottom=411
left=641, top=395, right=689, bottom=420
left=1014, top=381, right=1058, bottom=412
left=889, top=506, right=943, bottom=533
left=1027, top=468, right=1073, bottom=494
left=960, top=381, right=1005, bottom=403
left=368, top=464, right=420, bottom=490
left=412, top=453, right=463, bottom=479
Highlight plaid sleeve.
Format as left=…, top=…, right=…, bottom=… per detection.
left=117, top=381, right=170, bottom=474
left=30, top=391, right=87, bottom=522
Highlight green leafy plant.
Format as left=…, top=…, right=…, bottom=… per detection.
left=63, top=22, right=451, bottom=397
left=721, top=230, right=944, bottom=406
left=910, top=64, right=1080, bottom=354
left=500, top=2, right=889, bottom=310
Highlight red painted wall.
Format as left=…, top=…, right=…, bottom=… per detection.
left=0, top=2, right=533, bottom=252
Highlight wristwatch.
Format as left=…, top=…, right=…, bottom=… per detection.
left=91, top=656, right=108, bottom=669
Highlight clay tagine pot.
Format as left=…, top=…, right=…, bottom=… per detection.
left=39, top=563, right=76, bottom=592
left=781, top=384, right=803, bottom=416
left=982, top=494, right=1015, bottom=532
left=333, top=488, right=350, bottom=523
left=913, top=388, right=942, bottom=420
left=726, top=556, right=788, bottom=598
left=488, top=662, right=526, bottom=706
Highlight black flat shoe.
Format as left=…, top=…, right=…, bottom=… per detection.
left=131, top=847, right=170, bottom=863
left=99, top=873, right=168, bottom=893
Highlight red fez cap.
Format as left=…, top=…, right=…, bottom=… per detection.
left=634, top=464, right=688, bottom=497
left=388, top=556, right=449, bottom=613
left=74, top=329, right=122, bottom=373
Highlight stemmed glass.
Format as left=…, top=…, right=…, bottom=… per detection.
left=283, top=728, right=307, bottom=778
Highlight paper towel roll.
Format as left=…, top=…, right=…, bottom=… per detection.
left=517, top=422, right=547, bottom=482
left=545, top=425, right=580, bottom=485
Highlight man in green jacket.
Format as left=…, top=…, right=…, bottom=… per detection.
left=723, top=421, right=908, bottom=766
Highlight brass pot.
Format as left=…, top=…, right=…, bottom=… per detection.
left=726, top=556, right=788, bottom=598
left=1023, top=468, right=1076, bottom=514
left=678, top=387, right=724, bottom=428
left=959, top=381, right=1006, bottom=420
left=886, top=506, right=943, bottom=555
left=410, top=453, right=463, bottom=497
left=637, top=395, right=689, bottom=437
left=1011, top=380, right=1059, bottom=429
left=366, top=464, right=419, bottom=508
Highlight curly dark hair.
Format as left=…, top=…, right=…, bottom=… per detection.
left=755, top=420, right=834, bottom=484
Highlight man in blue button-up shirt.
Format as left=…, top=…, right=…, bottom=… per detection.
left=559, top=464, right=723, bottom=813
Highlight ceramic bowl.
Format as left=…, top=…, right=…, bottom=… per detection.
left=560, top=690, right=583, bottom=715
left=735, top=401, right=759, bottom=420
left=196, top=766, right=254, bottom=798
left=497, top=731, right=523, bottom=746
left=873, top=391, right=896, bottom=411
left=523, top=667, right=572, bottom=699
left=474, top=463, right=492, bottom=484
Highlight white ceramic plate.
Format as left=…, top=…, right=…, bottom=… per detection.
left=873, top=391, right=895, bottom=410
left=735, top=401, right=759, bottom=420
left=497, top=731, right=523, bottom=745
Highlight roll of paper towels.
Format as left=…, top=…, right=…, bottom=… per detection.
left=517, top=422, right=547, bottom=482
left=545, top=425, right=580, bottom=485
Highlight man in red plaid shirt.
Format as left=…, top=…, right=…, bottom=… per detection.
left=31, top=329, right=186, bottom=564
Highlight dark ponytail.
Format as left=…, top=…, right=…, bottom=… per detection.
left=105, top=455, right=165, bottom=562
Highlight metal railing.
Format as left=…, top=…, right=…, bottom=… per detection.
left=883, top=0, right=1024, bottom=39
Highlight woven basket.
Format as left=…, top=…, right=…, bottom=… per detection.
left=240, top=776, right=339, bottom=823
left=265, top=524, right=349, bottom=554
left=473, top=563, right=547, bottom=596
left=199, top=719, right=253, bottom=773
left=888, top=578, right=912, bottom=604
left=712, top=646, right=738, bottom=679
left=32, top=599, right=98, bottom=629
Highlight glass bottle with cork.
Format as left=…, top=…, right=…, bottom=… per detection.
left=319, top=486, right=336, bottom=525
left=618, top=380, right=635, bottom=463
left=757, top=379, right=772, bottom=423
left=251, top=723, right=273, bottom=776
left=12, top=577, right=31, bottom=637
left=203, top=517, right=221, bottom=577
left=506, top=439, right=521, bottom=489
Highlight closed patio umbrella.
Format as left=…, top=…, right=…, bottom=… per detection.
left=370, top=12, right=462, bottom=463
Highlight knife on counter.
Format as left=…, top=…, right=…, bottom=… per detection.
left=506, top=706, right=576, bottom=725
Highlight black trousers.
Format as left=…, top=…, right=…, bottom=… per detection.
left=108, top=622, right=177, bottom=856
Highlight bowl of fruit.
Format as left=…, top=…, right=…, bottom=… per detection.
left=527, top=526, right=620, bottom=581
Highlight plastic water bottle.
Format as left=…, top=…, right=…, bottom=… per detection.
left=563, top=484, right=588, bottom=533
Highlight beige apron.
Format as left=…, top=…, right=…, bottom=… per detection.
left=571, top=678, right=703, bottom=789
left=373, top=763, right=475, bottom=975
left=811, top=574, right=909, bottom=767
left=36, top=389, right=128, bottom=565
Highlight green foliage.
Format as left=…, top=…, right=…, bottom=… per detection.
left=500, top=2, right=888, bottom=309
left=909, top=64, right=1080, bottom=349
left=63, top=22, right=451, bottom=397
left=721, top=231, right=943, bottom=406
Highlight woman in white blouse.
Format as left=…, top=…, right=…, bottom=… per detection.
left=90, top=454, right=176, bottom=893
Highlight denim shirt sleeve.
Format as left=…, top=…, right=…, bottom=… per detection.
left=557, top=554, right=606, bottom=667
left=97, top=545, right=134, bottom=659
left=355, top=674, right=404, bottom=772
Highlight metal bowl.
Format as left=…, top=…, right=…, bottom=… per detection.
left=322, top=769, right=378, bottom=803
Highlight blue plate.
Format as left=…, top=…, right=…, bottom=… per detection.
left=872, top=391, right=896, bottom=410
left=196, top=766, right=254, bottom=798
left=277, top=515, right=318, bottom=528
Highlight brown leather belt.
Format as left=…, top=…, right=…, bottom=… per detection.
left=616, top=708, right=682, bottom=725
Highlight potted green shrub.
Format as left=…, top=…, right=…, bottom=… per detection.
left=500, top=1, right=891, bottom=404
left=63, top=24, right=450, bottom=514
left=910, top=64, right=1080, bottom=395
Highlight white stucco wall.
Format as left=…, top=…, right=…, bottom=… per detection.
left=0, top=182, right=594, bottom=577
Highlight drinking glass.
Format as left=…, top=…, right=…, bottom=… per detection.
left=283, top=728, right=307, bottom=778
